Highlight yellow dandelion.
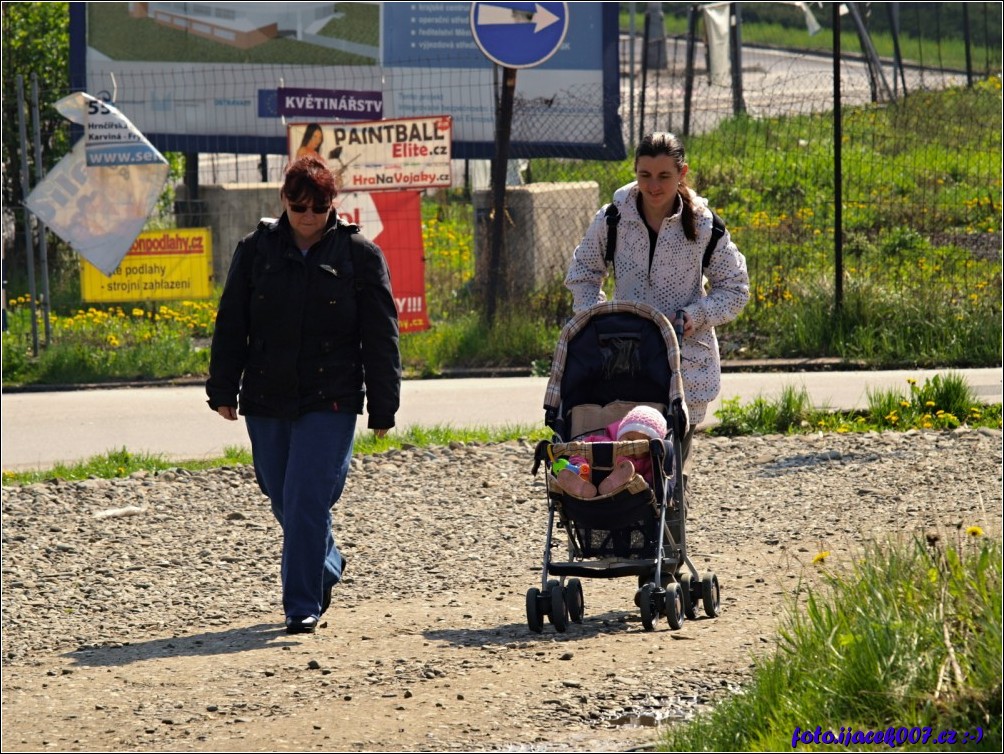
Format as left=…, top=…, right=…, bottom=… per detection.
left=924, top=401, right=936, bottom=408
left=900, top=400, right=910, bottom=408
left=966, top=526, right=984, bottom=538
left=812, top=551, right=830, bottom=564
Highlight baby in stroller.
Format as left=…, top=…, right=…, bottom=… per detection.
left=554, top=405, right=667, bottom=498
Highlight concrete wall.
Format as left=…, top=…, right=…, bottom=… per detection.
left=184, top=183, right=283, bottom=284
left=473, top=181, right=599, bottom=298
left=189, top=180, right=600, bottom=296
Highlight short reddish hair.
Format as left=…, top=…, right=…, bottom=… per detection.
left=282, top=155, right=337, bottom=204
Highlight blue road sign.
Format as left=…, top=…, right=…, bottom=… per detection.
left=469, top=2, right=570, bottom=69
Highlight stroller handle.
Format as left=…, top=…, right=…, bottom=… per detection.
left=673, top=309, right=685, bottom=344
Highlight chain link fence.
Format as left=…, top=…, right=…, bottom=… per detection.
left=4, top=3, right=1002, bottom=362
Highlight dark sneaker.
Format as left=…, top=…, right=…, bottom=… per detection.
left=285, top=615, right=318, bottom=634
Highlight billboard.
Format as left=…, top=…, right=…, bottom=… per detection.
left=68, top=2, right=624, bottom=160
left=288, top=116, right=453, bottom=192
left=338, top=192, right=429, bottom=333
left=80, top=228, right=213, bottom=302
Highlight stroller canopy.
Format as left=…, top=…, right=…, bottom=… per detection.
left=544, top=301, right=689, bottom=437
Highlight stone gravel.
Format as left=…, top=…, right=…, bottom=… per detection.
left=2, top=428, right=1001, bottom=752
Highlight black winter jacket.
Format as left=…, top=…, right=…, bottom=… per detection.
left=206, top=212, right=401, bottom=428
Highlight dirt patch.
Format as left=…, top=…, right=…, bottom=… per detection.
left=3, top=430, right=1000, bottom=751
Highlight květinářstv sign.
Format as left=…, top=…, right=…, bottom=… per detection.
left=287, top=116, right=452, bottom=192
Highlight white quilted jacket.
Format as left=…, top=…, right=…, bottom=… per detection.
left=564, top=182, right=750, bottom=424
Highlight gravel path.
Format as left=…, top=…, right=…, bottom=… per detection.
left=2, top=429, right=1001, bottom=752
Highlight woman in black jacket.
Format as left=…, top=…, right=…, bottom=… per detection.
left=207, top=155, right=401, bottom=634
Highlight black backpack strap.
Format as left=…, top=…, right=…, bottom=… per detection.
left=603, top=203, right=620, bottom=267
left=702, top=211, right=726, bottom=270
left=338, top=219, right=367, bottom=293
left=604, top=204, right=722, bottom=270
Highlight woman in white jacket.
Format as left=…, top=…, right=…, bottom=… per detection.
left=565, top=132, right=750, bottom=459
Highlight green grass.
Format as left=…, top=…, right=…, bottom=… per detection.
left=320, top=3, right=380, bottom=48
left=711, top=372, right=1002, bottom=436
left=2, top=300, right=215, bottom=385
left=87, top=3, right=375, bottom=64
left=401, top=310, right=563, bottom=377
left=659, top=534, right=1002, bottom=752
left=0, top=425, right=551, bottom=486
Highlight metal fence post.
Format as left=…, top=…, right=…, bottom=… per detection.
left=628, top=2, right=636, bottom=152
left=887, top=2, right=908, bottom=98
left=30, top=73, right=53, bottom=345
left=683, top=5, right=698, bottom=136
left=963, top=3, right=974, bottom=87
left=832, top=2, right=843, bottom=313
left=730, top=2, right=746, bottom=115
left=639, top=11, right=650, bottom=142
left=15, top=74, right=40, bottom=356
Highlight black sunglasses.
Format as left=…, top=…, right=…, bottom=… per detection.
left=288, top=202, right=330, bottom=214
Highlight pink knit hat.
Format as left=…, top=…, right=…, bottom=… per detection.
left=616, top=405, right=667, bottom=440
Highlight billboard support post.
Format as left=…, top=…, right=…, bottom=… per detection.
left=485, top=66, right=517, bottom=327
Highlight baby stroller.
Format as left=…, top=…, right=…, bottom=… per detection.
left=529, top=301, right=721, bottom=632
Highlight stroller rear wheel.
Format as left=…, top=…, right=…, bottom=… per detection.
left=682, top=573, right=699, bottom=620
left=638, top=583, right=658, bottom=631
left=701, top=572, right=721, bottom=618
left=665, top=582, right=685, bottom=630
left=549, top=584, right=568, bottom=632
left=525, top=588, right=544, bottom=633
left=566, top=578, right=584, bottom=623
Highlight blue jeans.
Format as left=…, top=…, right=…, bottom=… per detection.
left=245, top=411, right=354, bottom=619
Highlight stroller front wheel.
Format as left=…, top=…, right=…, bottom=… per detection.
left=638, top=583, right=657, bottom=631
left=549, top=584, right=569, bottom=632
left=525, top=588, right=544, bottom=633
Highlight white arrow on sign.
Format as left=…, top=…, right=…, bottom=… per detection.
left=476, top=3, right=560, bottom=33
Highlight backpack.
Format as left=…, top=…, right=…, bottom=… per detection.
left=603, top=204, right=726, bottom=272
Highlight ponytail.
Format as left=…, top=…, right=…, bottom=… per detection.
left=635, top=132, right=697, bottom=241
left=679, top=182, right=697, bottom=242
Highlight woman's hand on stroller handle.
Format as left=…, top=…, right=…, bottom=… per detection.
left=671, top=309, right=692, bottom=341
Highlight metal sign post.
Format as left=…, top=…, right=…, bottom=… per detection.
left=470, top=2, right=569, bottom=325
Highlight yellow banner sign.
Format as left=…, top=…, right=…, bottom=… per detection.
left=80, top=228, right=213, bottom=302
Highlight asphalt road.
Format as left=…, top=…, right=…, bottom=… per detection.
left=2, top=367, right=1000, bottom=471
